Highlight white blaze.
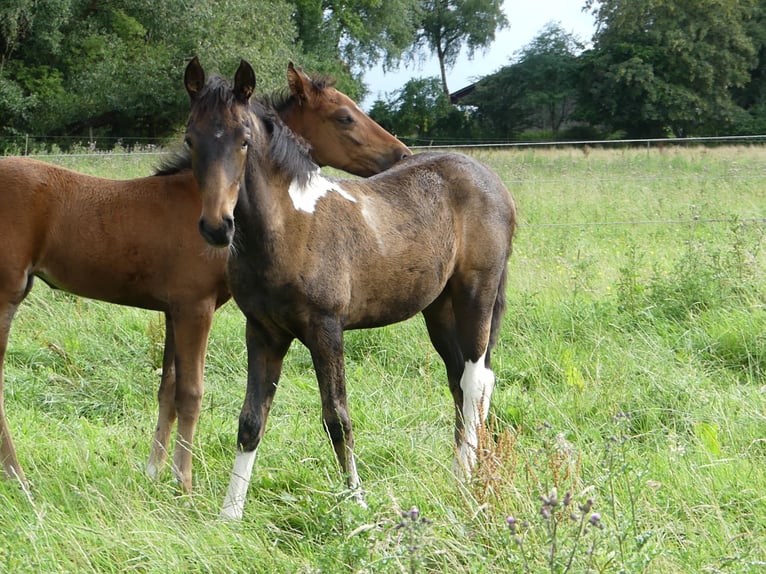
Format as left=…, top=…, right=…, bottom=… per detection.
left=288, top=169, right=356, bottom=213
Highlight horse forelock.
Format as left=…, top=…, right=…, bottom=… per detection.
left=308, top=74, right=337, bottom=92
left=192, top=75, right=239, bottom=115
left=260, top=72, right=337, bottom=112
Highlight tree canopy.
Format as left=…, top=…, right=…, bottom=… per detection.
left=4, top=0, right=766, bottom=148
left=411, top=0, right=508, bottom=94
left=466, top=23, right=582, bottom=138
left=0, top=0, right=300, bottom=148
left=580, top=0, right=761, bottom=137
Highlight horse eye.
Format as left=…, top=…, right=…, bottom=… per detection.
left=241, top=140, right=249, bottom=151
left=333, top=107, right=355, bottom=126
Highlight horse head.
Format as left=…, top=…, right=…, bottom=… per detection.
left=284, top=62, right=411, bottom=176
left=184, top=57, right=256, bottom=247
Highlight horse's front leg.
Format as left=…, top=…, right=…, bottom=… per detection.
left=169, top=306, right=215, bottom=493
left=0, top=300, right=26, bottom=487
left=147, top=313, right=177, bottom=480
left=220, top=318, right=292, bottom=520
left=307, top=318, right=362, bottom=497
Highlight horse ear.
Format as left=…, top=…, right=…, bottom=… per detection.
left=287, top=61, right=313, bottom=105
left=185, top=56, right=205, bottom=100
left=234, top=59, right=255, bottom=103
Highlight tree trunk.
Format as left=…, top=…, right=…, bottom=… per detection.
left=436, top=44, right=450, bottom=96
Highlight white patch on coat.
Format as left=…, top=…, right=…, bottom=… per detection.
left=457, top=352, right=495, bottom=472
left=220, top=449, right=258, bottom=520
left=360, top=197, right=386, bottom=252
left=288, top=169, right=356, bottom=213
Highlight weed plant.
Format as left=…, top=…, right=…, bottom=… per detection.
left=1, top=146, right=765, bottom=572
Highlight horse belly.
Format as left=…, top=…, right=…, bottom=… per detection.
left=344, top=260, right=450, bottom=329
left=36, top=261, right=168, bottom=310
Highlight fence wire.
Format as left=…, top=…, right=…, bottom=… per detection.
left=7, top=138, right=766, bottom=231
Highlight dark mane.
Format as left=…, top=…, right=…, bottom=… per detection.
left=155, top=147, right=191, bottom=176
left=257, top=88, right=292, bottom=115
left=250, top=99, right=317, bottom=188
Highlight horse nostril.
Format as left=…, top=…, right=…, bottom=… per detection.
left=398, top=147, right=412, bottom=161
left=198, top=216, right=234, bottom=247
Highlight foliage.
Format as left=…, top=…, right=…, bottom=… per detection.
left=580, top=0, right=761, bottom=137
left=730, top=0, right=766, bottom=134
left=368, top=76, right=475, bottom=144
left=410, top=0, right=508, bottom=94
left=289, top=0, right=419, bottom=81
left=467, top=22, right=583, bottom=139
left=0, top=0, right=302, bottom=148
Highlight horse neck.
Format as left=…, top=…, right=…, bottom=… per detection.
left=235, top=156, right=294, bottom=249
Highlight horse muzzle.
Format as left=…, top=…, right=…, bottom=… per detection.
left=199, top=215, right=235, bottom=248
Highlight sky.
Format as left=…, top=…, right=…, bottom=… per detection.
left=361, top=0, right=597, bottom=109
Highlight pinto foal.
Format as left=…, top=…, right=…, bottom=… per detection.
left=182, top=58, right=516, bottom=518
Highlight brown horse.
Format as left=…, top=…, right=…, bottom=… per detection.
left=0, top=61, right=410, bottom=494
left=182, top=59, right=516, bottom=519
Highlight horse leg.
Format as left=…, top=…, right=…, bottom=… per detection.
left=221, top=318, right=292, bottom=520
left=0, top=301, right=25, bottom=485
left=422, top=296, right=470, bottom=468
left=440, top=275, right=502, bottom=477
left=306, top=318, right=362, bottom=496
left=0, top=270, right=34, bottom=487
left=169, top=306, right=215, bottom=493
left=146, top=313, right=177, bottom=480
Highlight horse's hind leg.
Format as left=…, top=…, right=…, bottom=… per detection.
left=422, top=294, right=466, bottom=453
left=452, top=274, right=504, bottom=475
left=146, top=313, right=177, bottom=480
left=169, top=306, right=215, bottom=493
left=428, top=275, right=500, bottom=476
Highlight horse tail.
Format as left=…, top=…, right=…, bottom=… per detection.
left=487, top=200, right=515, bottom=366
left=487, top=261, right=508, bottom=366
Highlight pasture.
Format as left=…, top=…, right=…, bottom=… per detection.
left=1, top=145, right=765, bottom=572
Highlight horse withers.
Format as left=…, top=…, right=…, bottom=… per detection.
left=183, top=58, right=516, bottom=519
left=0, top=62, right=409, bottom=494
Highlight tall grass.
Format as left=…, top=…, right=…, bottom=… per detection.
left=1, top=146, right=765, bottom=572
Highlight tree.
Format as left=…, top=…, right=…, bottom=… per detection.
left=0, top=0, right=301, bottom=147
left=580, top=0, right=760, bottom=137
left=411, top=0, right=508, bottom=95
left=369, top=76, right=472, bottom=143
left=513, top=22, right=582, bottom=134
left=288, top=0, right=420, bottom=95
left=730, top=0, right=766, bottom=133
left=464, top=23, right=583, bottom=139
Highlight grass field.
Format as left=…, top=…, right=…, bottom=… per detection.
left=1, top=145, right=765, bottom=572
